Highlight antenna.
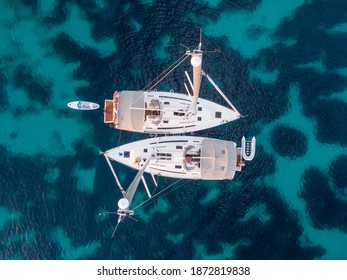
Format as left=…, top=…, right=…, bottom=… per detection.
left=199, top=27, right=202, bottom=49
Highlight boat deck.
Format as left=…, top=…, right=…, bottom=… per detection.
left=104, top=100, right=114, bottom=123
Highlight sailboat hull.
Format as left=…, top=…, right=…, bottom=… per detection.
left=105, top=136, right=244, bottom=180
left=104, top=90, right=240, bottom=134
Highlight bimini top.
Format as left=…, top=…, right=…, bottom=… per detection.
left=200, top=139, right=237, bottom=180
left=117, top=91, right=145, bottom=132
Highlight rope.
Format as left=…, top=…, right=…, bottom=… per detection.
left=131, top=178, right=188, bottom=211
left=117, top=130, right=122, bottom=146
left=142, top=54, right=190, bottom=92
left=128, top=54, right=189, bottom=110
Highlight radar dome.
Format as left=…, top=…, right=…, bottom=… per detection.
left=118, top=198, right=130, bottom=209
left=191, top=55, right=202, bottom=67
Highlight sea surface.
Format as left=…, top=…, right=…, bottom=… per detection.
left=1, top=0, right=347, bottom=260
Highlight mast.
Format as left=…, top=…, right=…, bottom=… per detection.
left=120, top=154, right=153, bottom=210
left=99, top=154, right=154, bottom=237
left=187, top=29, right=203, bottom=115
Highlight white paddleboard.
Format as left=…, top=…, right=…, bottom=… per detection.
left=67, top=101, right=100, bottom=110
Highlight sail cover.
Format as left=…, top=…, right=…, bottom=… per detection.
left=200, top=139, right=237, bottom=180
left=117, top=91, right=145, bottom=131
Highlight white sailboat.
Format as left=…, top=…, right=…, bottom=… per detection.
left=99, top=136, right=255, bottom=236
left=103, top=135, right=256, bottom=181
left=99, top=135, right=255, bottom=236
left=104, top=31, right=241, bottom=134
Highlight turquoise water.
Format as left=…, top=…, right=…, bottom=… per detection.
left=1, top=0, right=347, bottom=260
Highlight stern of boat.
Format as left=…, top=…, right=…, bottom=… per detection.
left=104, top=91, right=119, bottom=126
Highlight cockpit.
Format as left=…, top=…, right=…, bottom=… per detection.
left=183, top=145, right=201, bottom=171
left=145, top=99, right=162, bottom=125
